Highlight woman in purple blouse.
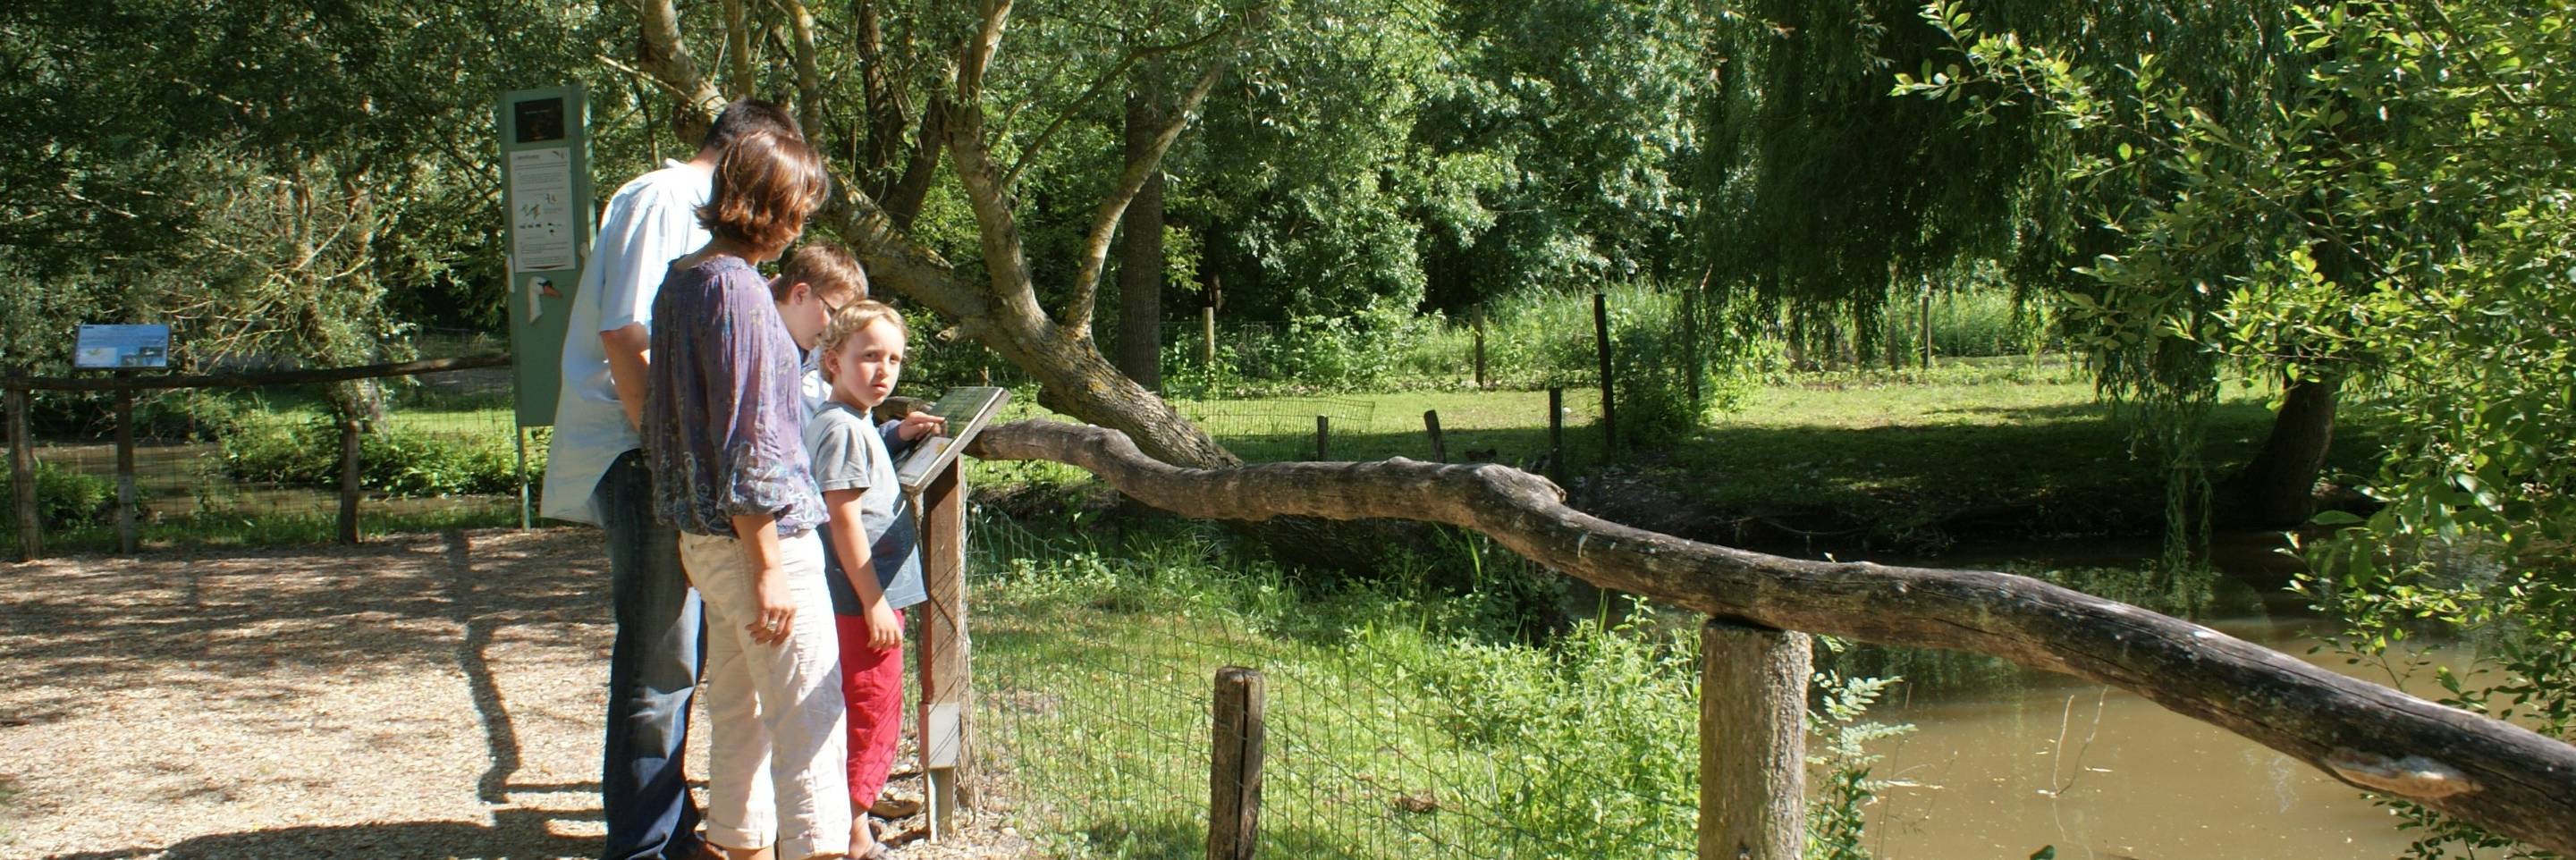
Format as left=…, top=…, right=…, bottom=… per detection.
left=639, top=126, right=849, bottom=860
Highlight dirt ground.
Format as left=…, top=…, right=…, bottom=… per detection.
left=0, top=527, right=1031, bottom=860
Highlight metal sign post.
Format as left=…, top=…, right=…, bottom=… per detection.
left=73, top=324, right=168, bottom=553
left=498, top=86, right=593, bottom=528
left=496, top=86, right=592, bottom=427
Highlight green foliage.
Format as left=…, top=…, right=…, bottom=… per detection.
left=1903, top=0, right=2576, bottom=852
left=971, top=511, right=1911, bottom=859
left=1416, top=615, right=1702, bottom=850
left=1, top=461, right=117, bottom=530
left=1806, top=649, right=1913, bottom=860
left=220, top=411, right=529, bottom=498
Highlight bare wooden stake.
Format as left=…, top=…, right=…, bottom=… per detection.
left=1202, top=305, right=1218, bottom=368
left=1313, top=415, right=1330, bottom=461
left=337, top=417, right=361, bottom=545
left=1207, top=666, right=1266, bottom=860
left=114, top=381, right=137, bottom=554
left=1700, top=619, right=1810, bottom=860
left=1593, top=291, right=1617, bottom=450
left=1921, top=281, right=1935, bottom=369
left=1423, top=409, right=1446, bottom=463
left=1472, top=305, right=1488, bottom=390
left=1547, top=387, right=1565, bottom=485
left=9, top=388, right=38, bottom=561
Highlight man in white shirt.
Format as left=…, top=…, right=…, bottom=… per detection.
left=541, top=99, right=800, bottom=860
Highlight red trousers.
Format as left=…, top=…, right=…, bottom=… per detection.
left=834, top=610, right=906, bottom=811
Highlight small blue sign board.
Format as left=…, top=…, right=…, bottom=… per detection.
left=74, top=324, right=172, bottom=369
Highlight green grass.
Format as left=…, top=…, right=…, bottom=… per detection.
left=1152, top=356, right=2373, bottom=550
left=5, top=502, right=523, bottom=556
left=967, top=520, right=1705, bottom=860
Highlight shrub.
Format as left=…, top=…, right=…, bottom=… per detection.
left=1, top=461, right=117, bottom=529
left=220, top=410, right=528, bottom=497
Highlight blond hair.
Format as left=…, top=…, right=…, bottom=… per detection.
left=815, top=299, right=909, bottom=381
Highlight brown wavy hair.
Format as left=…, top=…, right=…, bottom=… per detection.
left=697, top=128, right=829, bottom=257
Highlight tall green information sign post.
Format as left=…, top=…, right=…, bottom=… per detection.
left=498, top=86, right=594, bottom=526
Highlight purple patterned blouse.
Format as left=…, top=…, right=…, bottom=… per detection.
left=641, top=254, right=824, bottom=538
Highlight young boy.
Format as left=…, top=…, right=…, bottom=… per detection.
left=772, top=242, right=865, bottom=354
left=802, top=300, right=941, bottom=859
left=768, top=241, right=872, bottom=415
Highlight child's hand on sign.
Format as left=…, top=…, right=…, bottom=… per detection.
left=893, top=410, right=948, bottom=442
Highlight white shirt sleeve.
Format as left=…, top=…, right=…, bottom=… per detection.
left=594, top=179, right=705, bottom=334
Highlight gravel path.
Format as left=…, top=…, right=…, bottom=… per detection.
left=0, top=528, right=1031, bottom=860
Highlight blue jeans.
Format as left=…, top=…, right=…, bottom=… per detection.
left=597, top=450, right=705, bottom=860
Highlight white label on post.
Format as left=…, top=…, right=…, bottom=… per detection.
left=925, top=703, right=961, bottom=768
left=509, top=147, right=578, bottom=272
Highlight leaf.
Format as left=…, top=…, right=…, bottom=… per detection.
left=2031, top=847, right=2057, bottom=860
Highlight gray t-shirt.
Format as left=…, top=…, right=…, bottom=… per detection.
left=802, top=402, right=926, bottom=614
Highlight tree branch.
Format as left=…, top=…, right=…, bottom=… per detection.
left=1061, top=56, right=1227, bottom=336
left=781, top=0, right=822, bottom=135
left=721, top=0, right=755, bottom=99
left=1000, top=21, right=1237, bottom=190
left=635, top=0, right=724, bottom=140
left=965, top=419, right=2576, bottom=856
left=940, top=97, right=1052, bottom=333
left=959, top=0, right=1012, bottom=106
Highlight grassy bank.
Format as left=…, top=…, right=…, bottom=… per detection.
left=966, top=515, right=1850, bottom=860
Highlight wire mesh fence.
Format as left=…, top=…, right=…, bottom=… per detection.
left=963, top=507, right=1703, bottom=859
left=1172, top=396, right=1377, bottom=443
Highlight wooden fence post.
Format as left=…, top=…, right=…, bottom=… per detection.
left=1202, top=305, right=1218, bottom=368
left=1208, top=666, right=1266, bottom=860
left=1593, top=291, right=1617, bottom=451
left=1683, top=285, right=1702, bottom=415
left=1423, top=409, right=1446, bottom=464
left=337, top=416, right=362, bottom=545
left=916, top=459, right=974, bottom=839
left=8, top=387, right=37, bottom=561
left=515, top=426, right=533, bottom=530
left=1699, top=618, right=1810, bottom=860
left=114, top=381, right=137, bottom=554
left=1472, top=306, right=1488, bottom=390
left=1547, top=387, right=1565, bottom=485
left=1921, top=282, right=1935, bottom=369
left=1313, top=416, right=1330, bottom=461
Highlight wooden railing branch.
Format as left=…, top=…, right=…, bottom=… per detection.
left=965, top=418, right=2576, bottom=855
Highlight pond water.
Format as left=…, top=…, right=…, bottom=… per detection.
left=1863, top=535, right=2454, bottom=860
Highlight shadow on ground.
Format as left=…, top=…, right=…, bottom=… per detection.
left=44, top=810, right=596, bottom=860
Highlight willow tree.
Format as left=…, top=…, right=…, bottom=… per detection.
left=1907, top=4, right=2576, bottom=850
left=1698, top=0, right=2343, bottom=531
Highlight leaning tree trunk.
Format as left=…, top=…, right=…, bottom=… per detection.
left=2218, top=372, right=2338, bottom=528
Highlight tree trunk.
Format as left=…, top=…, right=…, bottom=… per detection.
left=1115, top=70, right=1167, bottom=392
left=2219, top=373, right=2338, bottom=527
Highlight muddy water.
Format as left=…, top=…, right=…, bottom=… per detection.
left=1864, top=536, right=2453, bottom=860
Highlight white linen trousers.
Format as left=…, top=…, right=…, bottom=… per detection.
left=679, top=529, right=851, bottom=860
